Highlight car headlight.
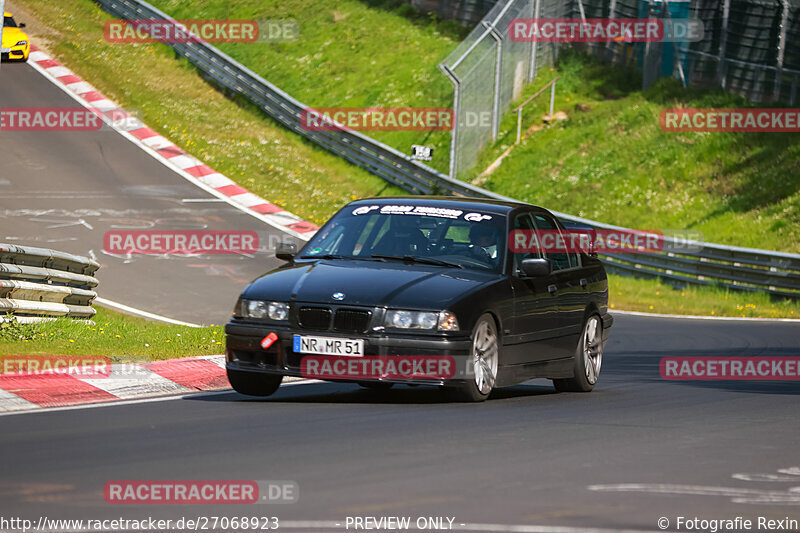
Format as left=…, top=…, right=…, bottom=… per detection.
left=385, top=310, right=459, bottom=331
left=266, top=302, right=289, bottom=321
left=238, top=299, right=289, bottom=321
left=437, top=311, right=460, bottom=332
left=16, top=41, right=28, bottom=46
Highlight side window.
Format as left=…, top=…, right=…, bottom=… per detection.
left=531, top=214, right=579, bottom=271
left=511, top=212, right=542, bottom=272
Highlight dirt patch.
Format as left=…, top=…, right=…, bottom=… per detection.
left=5, top=0, right=61, bottom=54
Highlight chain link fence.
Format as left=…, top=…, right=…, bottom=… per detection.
left=440, top=0, right=799, bottom=178
left=438, top=0, right=570, bottom=178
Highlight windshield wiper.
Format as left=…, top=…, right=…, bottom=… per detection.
left=370, top=254, right=463, bottom=269
left=299, top=254, right=383, bottom=262
left=299, top=254, right=346, bottom=260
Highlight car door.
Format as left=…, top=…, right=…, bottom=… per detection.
left=531, top=212, right=587, bottom=358
left=506, top=211, right=562, bottom=364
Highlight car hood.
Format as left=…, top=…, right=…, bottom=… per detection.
left=242, top=260, right=499, bottom=310
left=2, top=28, right=27, bottom=47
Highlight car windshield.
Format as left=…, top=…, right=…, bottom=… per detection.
left=3, top=16, right=18, bottom=28
left=300, top=204, right=506, bottom=272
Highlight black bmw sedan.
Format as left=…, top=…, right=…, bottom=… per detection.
left=225, top=197, right=613, bottom=401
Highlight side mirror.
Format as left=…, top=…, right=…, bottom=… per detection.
left=275, top=242, right=297, bottom=262
left=520, top=258, right=551, bottom=277
left=19, top=23, right=26, bottom=28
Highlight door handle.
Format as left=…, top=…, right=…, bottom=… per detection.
left=547, top=284, right=558, bottom=295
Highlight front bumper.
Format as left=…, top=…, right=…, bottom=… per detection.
left=225, top=321, right=473, bottom=385
left=0, top=44, right=29, bottom=61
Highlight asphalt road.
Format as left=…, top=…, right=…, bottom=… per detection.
left=0, top=61, right=299, bottom=325
left=2, top=314, right=799, bottom=532
left=2, top=35, right=799, bottom=533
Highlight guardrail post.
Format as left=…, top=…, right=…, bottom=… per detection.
left=549, top=79, right=556, bottom=118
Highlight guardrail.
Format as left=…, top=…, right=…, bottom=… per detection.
left=0, top=244, right=99, bottom=322
left=92, top=0, right=800, bottom=299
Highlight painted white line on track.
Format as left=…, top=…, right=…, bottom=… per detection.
left=77, top=368, right=192, bottom=400
left=0, top=388, right=39, bottom=412
left=94, top=297, right=202, bottom=327
left=613, top=309, right=800, bottom=323
left=25, top=56, right=314, bottom=242
left=0, top=379, right=322, bottom=418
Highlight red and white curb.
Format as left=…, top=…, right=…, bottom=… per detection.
left=25, top=45, right=318, bottom=241
left=0, top=355, right=231, bottom=413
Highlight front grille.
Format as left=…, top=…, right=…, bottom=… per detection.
left=298, top=307, right=332, bottom=330
left=333, top=309, right=371, bottom=333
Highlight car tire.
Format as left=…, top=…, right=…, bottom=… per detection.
left=553, top=314, right=603, bottom=393
left=357, top=381, right=394, bottom=391
left=447, top=313, right=499, bottom=402
left=227, top=369, right=283, bottom=397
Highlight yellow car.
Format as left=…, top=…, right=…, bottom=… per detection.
left=2, top=12, right=30, bottom=62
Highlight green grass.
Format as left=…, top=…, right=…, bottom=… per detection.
left=145, top=0, right=463, bottom=175
left=20, top=0, right=799, bottom=247
left=477, top=50, right=800, bottom=253
left=608, top=274, right=799, bottom=319
left=0, top=307, right=224, bottom=360
left=10, top=1, right=798, bottom=328
left=1, top=276, right=795, bottom=363
left=15, top=0, right=406, bottom=226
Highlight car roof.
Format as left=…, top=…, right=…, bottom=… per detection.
left=349, top=196, right=544, bottom=215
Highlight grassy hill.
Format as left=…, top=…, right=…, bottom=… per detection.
left=12, top=0, right=799, bottom=317
left=478, top=51, right=800, bottom=253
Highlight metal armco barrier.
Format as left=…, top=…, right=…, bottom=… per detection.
left=0, top=244, right=99, bottom=320
left=94, top=0, right=800, bottom=299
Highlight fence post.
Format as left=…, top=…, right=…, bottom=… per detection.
left=774, top=0, right=790, bottom=101
left=439, top=64, right=461, bottom=179
left=484, top=21, right=503, bottom=142
left=606, top=0, right=618, bottom=62
left=528, top=0, right=540, bottom=82
left=717, top=0, right=730, bottom=88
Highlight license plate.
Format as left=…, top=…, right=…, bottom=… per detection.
left=293, top=335, right=364, bottom=356
left=0, top=48, right=10, bottom=53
